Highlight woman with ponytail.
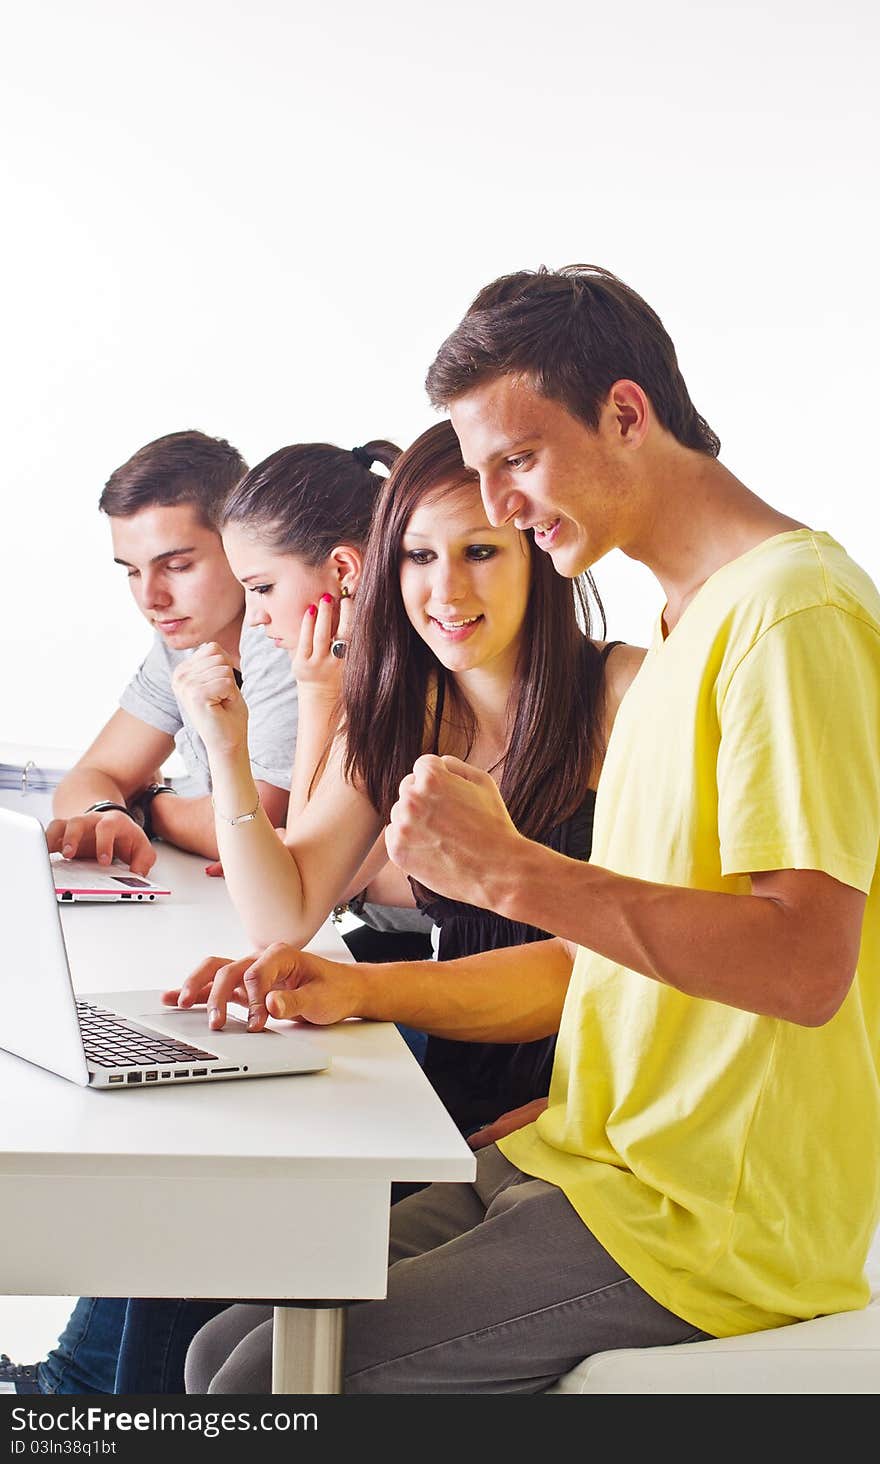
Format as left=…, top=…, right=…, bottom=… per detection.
left=209, top=438, right=436, bottom=965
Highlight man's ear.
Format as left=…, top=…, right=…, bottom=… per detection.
left=605, top=379, right=650, bottom=448
left=327, top=544, right=363, bottom=595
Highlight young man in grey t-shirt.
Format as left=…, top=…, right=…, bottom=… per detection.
left=47, top=430, right=297, bottom=874
left=0, top=430, right=299, bottom=1401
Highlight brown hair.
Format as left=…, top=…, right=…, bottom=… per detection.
left=343, top=420, right=607, bottom=838
left=220, top=441, right=400, bottom=561
left=99, top=430, right=248, bottom=528
left=426, top=264, right=720, bottom=456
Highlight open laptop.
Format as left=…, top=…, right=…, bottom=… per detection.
left=52, top=854, right=171, bottom=902
left=0, top=806, right=329, bottom=1090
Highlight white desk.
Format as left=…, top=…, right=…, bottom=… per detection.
left=0, top=842, right=476, bottom=1392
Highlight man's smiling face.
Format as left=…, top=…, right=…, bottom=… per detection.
left=449, top=373, right=632, bottom=579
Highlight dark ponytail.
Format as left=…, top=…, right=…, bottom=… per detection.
left=351, top=440, right=398, bottom=474
left=220, top=439, right=400, bottom=561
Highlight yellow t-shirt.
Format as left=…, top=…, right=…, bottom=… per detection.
left=500, top=530, right=880, bottom=1338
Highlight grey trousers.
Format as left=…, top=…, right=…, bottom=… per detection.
left=186, top=1146, right=709, bottom=1395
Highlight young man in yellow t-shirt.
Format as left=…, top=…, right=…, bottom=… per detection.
left=178, top=267, right=880, bottom=1393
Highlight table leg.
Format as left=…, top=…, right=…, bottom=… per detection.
left=271, top=1305, right=346, bottom=1394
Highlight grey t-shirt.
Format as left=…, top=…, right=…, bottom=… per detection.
left=119, top=626, right=298, bottom=795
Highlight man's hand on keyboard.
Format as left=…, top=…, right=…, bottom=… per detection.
left=46, top=811, right=156, bottom=877
left=163, top=943, right=365, bottom=1034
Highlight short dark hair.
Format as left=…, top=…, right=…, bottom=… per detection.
left=344, top=419, right=607, bottom=838
left=99, top=430, right=248, bottom=529
left=220, top=440, right=400, bottom=563
left=426, top=264, right=720, bottom=457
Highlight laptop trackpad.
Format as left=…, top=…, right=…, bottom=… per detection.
left=139, top=1007, right=276, bottom=1042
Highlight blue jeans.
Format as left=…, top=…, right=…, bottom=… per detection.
left=396, top=1024, right=428, bottom=1063
left=38, top=1298, right=123, bottom=1394
left=116, top=1299, right=230, bottom=1393
left=37, top=1297, right=228, bottom=1394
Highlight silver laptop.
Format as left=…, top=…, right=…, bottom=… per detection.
left=0, top=806, right=329, bottom=1090
left=52, top=855, right=171, bottom=902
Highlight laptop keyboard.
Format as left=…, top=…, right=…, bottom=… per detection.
left=76, top=1000, right=220, bottom=1068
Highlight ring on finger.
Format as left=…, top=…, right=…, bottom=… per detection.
left=330, top=639, right=347, bottom=660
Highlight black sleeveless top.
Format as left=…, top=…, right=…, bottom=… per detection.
left=411, top=640, right=621, bottom=1136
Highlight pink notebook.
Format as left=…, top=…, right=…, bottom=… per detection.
left=52, top=855, right=171, bottom=902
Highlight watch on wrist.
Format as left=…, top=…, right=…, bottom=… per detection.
left=136, top=783, right=178, bottom=841
left=85, top=799, right=139, bottom=824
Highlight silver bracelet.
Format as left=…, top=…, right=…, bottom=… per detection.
left=211, top=794, right=261, bottom=826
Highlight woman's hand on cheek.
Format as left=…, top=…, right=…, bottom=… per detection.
left=290, top=591, right=353, bottom=701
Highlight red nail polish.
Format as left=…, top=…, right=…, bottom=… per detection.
left=307, top=604, right=317, bottom=616
left=321, top=593, right=333, bottom=604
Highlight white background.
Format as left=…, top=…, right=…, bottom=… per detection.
left=1, top=0, right=878, bottom=1363
left=3, top=0, right=879, bottom=757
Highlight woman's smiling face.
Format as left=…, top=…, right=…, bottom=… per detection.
left=398, top=480, right=532, bottom=678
